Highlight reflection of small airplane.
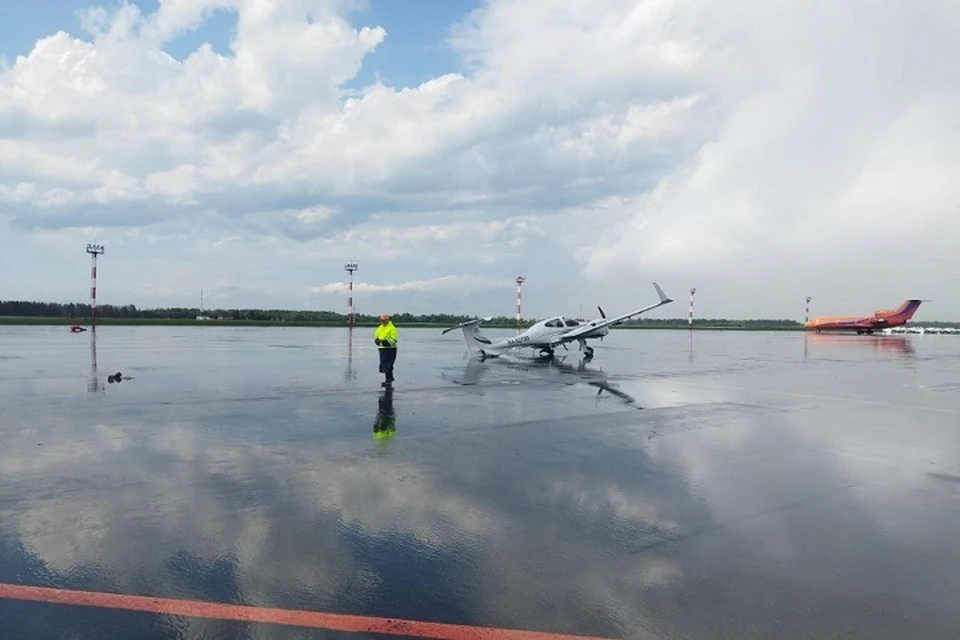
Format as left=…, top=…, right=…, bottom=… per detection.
left=443, top=283, right=673, bottom=359
left=805, top=299, right=922, bottom=334
left=445, top=353, right=641, bottom=409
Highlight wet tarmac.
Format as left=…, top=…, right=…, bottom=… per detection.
left=1, top=325, right=959, bottom=639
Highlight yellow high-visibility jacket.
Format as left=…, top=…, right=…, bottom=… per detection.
left=375, top=322, right=398, bottom=348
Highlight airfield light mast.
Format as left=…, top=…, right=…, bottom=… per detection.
left=345, top=263, right=358, bottom=326
left=805, top=296, right=812, bottom=324
left=688, top=288, right=696, bottom=327
left=515, top=276, right=526, bottom=331
left=86, top=243, right=105, bottom=329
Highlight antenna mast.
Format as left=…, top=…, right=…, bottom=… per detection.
left=688, top=288, right=696, bottom=327
left=515, top=276, right=526, bottom=331
left=86, top=243, right=105, bottom=329
left=344, top=263, right=358, bottom=326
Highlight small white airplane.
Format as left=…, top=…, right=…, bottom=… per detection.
left=442, top=282, right=673, bottom=360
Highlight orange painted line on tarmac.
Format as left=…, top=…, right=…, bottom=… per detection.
left=0, top=583, right=613, bottom=640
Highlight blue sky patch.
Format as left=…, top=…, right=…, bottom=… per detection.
left=1, top=0, right=478, bottom=90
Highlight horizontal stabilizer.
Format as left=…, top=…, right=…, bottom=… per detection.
left=441, top=317, right=491, bottom=335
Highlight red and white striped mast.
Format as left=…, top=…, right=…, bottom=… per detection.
left=688, top=287, right=696, bottom=327
left=86, top=243, right=105, bottom=329
left=515, top=276, right=526, bottom=331
left=344, top=263, right=358, bottom=326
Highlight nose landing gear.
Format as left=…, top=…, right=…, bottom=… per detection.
left=578, top=340, right=595, bottom=360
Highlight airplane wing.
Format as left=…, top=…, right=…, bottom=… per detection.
left=848, top=317, right=885, bottom=328
left=552, top=282, right=673, bottom=343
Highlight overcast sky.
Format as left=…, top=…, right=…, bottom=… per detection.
left=1, top=0, right=957, bottom=320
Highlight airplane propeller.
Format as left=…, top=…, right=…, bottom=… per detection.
left=598, top=306, right=606, bottom=319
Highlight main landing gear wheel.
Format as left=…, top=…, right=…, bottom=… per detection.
left=583, top=346, right=595, bottom=360
left=539, top=348, right=555, bottom=359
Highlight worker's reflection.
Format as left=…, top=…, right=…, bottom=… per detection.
left=373, top=388, right=396, bottom=440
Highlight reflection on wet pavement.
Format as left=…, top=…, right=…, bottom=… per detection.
left=1, top=326, right=959, bottom=639
left=804, top=332, right=918, bottom=358
left=373, top=388, right=396, bottom=440
left=444, top=353, right=643, bottom=409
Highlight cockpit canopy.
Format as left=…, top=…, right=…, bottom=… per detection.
left=543, top=316, right=580, bottom=328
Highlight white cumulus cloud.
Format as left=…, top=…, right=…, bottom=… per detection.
left=0, top=0, right=957, bottom=318
left=313, top=274, right=500, bottom=295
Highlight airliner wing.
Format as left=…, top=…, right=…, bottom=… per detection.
left=554, top=283, right=673, bottom=342
left=851, top=316, right=886, bottom=328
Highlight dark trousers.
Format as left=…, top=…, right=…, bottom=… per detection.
left=378, top=348, right=397, bottom=381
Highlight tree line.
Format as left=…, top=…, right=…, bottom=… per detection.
left=0, top=299, right=805, bottom=327
left=5, top=299, right=954, bottom=328
left=0, top=300, right=475, bottom=324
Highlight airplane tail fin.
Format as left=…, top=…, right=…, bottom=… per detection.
left=875, top=299, right=923, bottom=319
left=902, top=299, right=923, bottom=320
left=442, top=317, right=495, bottom=354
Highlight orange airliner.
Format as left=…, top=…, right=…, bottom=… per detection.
left=805, top=299, right=922, bottom=334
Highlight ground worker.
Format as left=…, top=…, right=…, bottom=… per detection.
left=374, top=313, right=398, bottom=386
